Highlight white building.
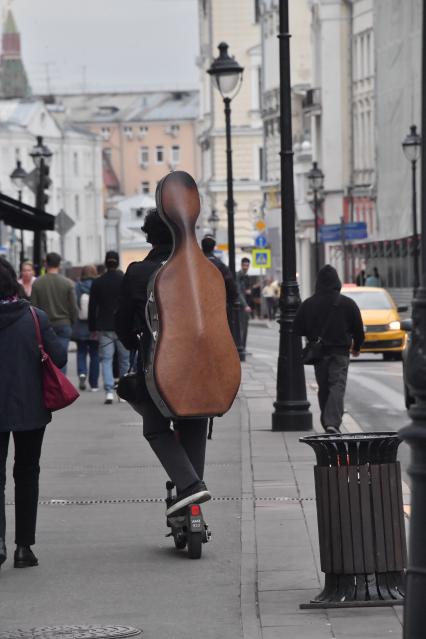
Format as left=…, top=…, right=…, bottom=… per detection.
left=0, top=99, right=105, bottom=267
left=197, top=0, right=263, bottom=264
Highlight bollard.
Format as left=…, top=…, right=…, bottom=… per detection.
left=299, top=432, right=406, bottom=608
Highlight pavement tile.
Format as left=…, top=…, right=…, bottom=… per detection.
left=262, top=624, right=333, bottom=639
left=258, top=569, right=319, bottom=592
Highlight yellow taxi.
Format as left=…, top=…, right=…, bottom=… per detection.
left=341, top=286, right=408, bottom=360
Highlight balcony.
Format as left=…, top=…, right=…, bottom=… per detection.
left=302, top=88, right=321, bottom=114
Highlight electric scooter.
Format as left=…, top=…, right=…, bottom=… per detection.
left=165, top=481, right=212, bottom=559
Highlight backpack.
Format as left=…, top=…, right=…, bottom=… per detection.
left=78, top=292, right=89, bottom=321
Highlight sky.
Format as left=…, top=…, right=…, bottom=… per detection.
left=7, top=0, right=200, bottom=94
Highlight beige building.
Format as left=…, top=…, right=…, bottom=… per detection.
left=197, top=0, right=263, bottom=261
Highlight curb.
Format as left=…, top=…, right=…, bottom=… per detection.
left=239, top=395, right=262, bottom=639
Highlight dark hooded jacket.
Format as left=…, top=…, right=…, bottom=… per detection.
left=293, top=265, right=364, bottom=354
left=0, top=300, right=67, bottom=431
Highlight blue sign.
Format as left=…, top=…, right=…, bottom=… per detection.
left=255, top=234, right=268, bottom=248
left=319, top=222, right=367, bottom=243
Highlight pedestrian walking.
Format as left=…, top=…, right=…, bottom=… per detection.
left=88, top=251, right=129, bottom=405
left=31, top=252, right=78, bottom=374
left=115, top=209, right=211, bottom=514
left=201, top=234, right=238, bottom=322
left=294, top=265, right=364, bottom=433
left=18, top=261, right=36, bottom=299
left=365, top=266, right=382, bottom=287
left=0, top=259, right=67, bottom=569
left=262, top=278, right=276, bottom=320
left=236, top=257, right=253, bottom=348
left=73, top=264, right=99, bottom=392
left=251, top=279, right=262, bottom=319
left=355, top=269, right=366, bottom=286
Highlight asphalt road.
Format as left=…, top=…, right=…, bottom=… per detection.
left=247, top=320, right=411, bottom=478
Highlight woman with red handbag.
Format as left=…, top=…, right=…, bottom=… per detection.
left=0, top=259, right=67, bottom=569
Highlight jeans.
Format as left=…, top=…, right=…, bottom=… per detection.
left=53, top=325, right=72, bottom=374
left=314, top=354, right=350, bottom=431
left=76, top=340, right=100, bottom=389
left=0, top=428, right=45, bottom=546
left=140, top=398, right=208, bottom=493
left=98, top=331, right=129, bottom=392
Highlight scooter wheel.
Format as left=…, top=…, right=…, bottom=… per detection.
left=174, top=534, right=187, bottom=550
left=187, top=532, right=202, bottom=559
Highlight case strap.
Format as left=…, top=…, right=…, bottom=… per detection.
left=29, top=306, right=47, bottom=359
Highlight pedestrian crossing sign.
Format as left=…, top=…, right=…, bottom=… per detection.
left=252, top=248, right=271, bottom=268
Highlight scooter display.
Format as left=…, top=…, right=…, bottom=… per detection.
left=165, top=481, right=211, bottom=559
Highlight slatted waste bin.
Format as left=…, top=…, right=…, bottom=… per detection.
left=299, top=432, right=406, bottom=608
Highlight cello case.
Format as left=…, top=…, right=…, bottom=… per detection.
left=145, top=170, right=241, bottom=419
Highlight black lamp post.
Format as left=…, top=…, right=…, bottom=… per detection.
left=9, top=160, right=28, bottom=265
left=307, top=161, right=324, bottom=276
left=30, top=136, right=52, bottom=273
left=207, top=42, right=246, bottom=361
left=208, top=209, right=220, bottom=238
left=400, top=3, right=426, bottom=636
left=402, top=124, right=422, bottom=294
left=272, top=0, right=312, bottom=431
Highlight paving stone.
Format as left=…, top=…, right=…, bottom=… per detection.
left=258, top=569, right=319, bottom=592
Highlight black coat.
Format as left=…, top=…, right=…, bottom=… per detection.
left=0, top=300, right=68, bottom=432
left=294, top=265, right=364, bottom=354
left=88, top=268, right=124, bottom=332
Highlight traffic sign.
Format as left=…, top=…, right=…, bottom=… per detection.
left=319, top=222, right=367, bottom=243
left=255, top=234, right=267, bottom=248
left=255, top=219, right=266, bottom=232
left=252, top=249, right=271, bottom=268
left=55, top=209, right=75, bottom=236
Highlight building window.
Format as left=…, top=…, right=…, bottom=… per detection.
left=254, top=0, right=260, bottom=23
left=76, top=236, right=81, bottom=263
left=140, top=146, right=149, bottom=166
left=139, top=125, right=148, bottom=138
left=171, top=145, right=180, bottom=165
left=73, top=152, right=79, bottom=176
left=141, top=181, right=150, bottom=194
left=75, top=194, right=80, bottom=220
left=166, top=123, right=180, bottom=137
left=123, top=125, right=133, bottom=140
left=100, top=127, right=111, bottom=141
left=104, top=147, right=112, bottom=159
left=156, top=145, right=164, bottom=163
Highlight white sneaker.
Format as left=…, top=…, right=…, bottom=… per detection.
left=79, top=374, right=87, bottom=391
left=104, top=392, right=114, bottom=405
left=91, top=388, right=99, bottom=392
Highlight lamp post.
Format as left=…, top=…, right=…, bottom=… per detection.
left=402, top=124, right=422, bottom=294
left=272, top=0, right=312, bottom=431
left=9, top=160, right=28, bottom=266
left=208, top=209, right=220, bottom=238
left=400, top=3, right=426, bottom=637
left=207, top=42, right=246, bottom=361
left=307, top=161, right=324, bottom=276
left=30, top=136, right=52, bottom=274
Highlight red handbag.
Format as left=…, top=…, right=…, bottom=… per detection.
left=30, top=306, right=79, bottom=411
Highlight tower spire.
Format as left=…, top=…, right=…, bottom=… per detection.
left=0, top=3, right=31, bottom=98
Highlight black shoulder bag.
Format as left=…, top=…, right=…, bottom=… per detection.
left=301, top=296, right=340, bottom=365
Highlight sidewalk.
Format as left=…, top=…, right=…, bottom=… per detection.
left=240, top=356, right=404, bottom=639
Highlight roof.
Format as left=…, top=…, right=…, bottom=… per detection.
left=3, top=10, right=18, bottom=35
left=0, top=100, right=38, bottom=126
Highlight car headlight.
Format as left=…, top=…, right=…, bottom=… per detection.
left=388, top=320, right=401, bottom=330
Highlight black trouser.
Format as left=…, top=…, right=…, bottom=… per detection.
left=140, top=399, right=207, bottom=493
left=314, top=354, right=350, bottom=431
left=0, top=428, right=45, bottom=546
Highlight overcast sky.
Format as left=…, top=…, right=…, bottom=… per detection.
left=8, top=0, right=199, bottom=94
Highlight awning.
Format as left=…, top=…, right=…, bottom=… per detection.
left=0, top=192, right=55, bottom=231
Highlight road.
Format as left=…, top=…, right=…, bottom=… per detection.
left=247, top=320, right=411, bottom=477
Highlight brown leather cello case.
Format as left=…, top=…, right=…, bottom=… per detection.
left=145, top=170, right=241, bottom=419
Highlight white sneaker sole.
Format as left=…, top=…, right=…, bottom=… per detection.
left=166, top=490, right=211, bottom=516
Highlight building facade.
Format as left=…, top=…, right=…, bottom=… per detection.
left=197, top=0, right=263, bottom=263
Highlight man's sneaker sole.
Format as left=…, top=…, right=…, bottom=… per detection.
left=166, top=490, right=211, bottom=516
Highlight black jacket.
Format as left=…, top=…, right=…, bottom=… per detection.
left=294, top=265, right=364, bottom=354
left=203, top=251, right=238, bottom=307
left=115, top=245, right=172, bottom=355
left=88, top=268, right=124, bottom=332
left=0, top=300, right=67, bottom=431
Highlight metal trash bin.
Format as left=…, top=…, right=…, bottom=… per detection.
left=299, top=432, right=406, bottom=608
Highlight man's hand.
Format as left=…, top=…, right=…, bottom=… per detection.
left=351, top=349, right=360, bottom=357
left=89, top=331, right=98, bottom=341
left=245, top=306, right=252, bottom=313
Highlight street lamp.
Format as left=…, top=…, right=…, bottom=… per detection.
left=272, top=0, right=312, bottom=431
left=400, top=4, right=426, bottom=637
left=402, top=124, right=422, bottom=293
left=30, top=135, right=52, bottom=273
left=9, top=160, right=28, bottom=265
left=307, top=161, right=324, bottom=275
left=207, top=42, right=246, bottom=361
left=207, top=209, right=220, bottom=238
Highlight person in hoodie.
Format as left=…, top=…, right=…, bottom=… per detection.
left=74, top=264, right=100, bottom=391
left=0, top=259, right=67, bottom=570
left=294, top=265, right=364, bottom=433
